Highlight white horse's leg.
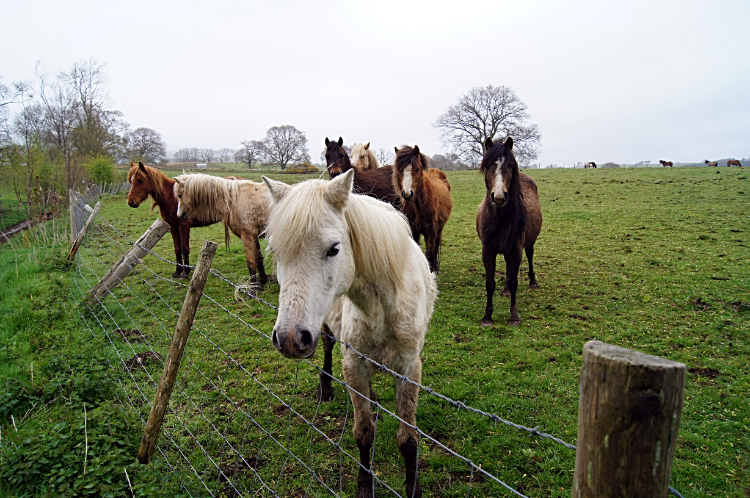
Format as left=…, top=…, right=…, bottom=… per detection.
left=395, top=359, right=423, bottom=498
left=343, top=353, right=375, bottom=498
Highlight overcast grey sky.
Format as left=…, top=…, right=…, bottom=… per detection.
left=3, top=0, right=749, bottom=165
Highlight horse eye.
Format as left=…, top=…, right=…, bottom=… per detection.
left=178, top=194, right=182, bottom=198
left=326, top=244, right=339, bottom=258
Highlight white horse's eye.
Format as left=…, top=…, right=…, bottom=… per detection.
left=326, top=243, right=340, bottom=258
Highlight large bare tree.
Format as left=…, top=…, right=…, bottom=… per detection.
left=263, top=125, right=309, bottom=170
left=434, top=85, right=541, bottom=165
left=125, top=127, right=167, bottom=164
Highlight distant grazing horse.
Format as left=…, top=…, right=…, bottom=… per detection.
left=263, top=170, right=436, bottom=498
left=393, top=145, right=453, bottom=273
left=173, top=174, right=271, bottom=289
left=727, top=159, right=742, bottom=167
left=705, top=160, right=718, bottom=167
left=324, top=137, right=400, bottom=207
left=659, top=160, right=673, bottom=167
left=584, top=162, right=597, bottom=169
left=477, top=137, right=543, bottom=326
left=127, top=162, right=224, bottom=279
left=350, top=142, right=382, bottom=171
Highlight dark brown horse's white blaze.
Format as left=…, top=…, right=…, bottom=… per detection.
left=127, top=162, right=215, bottom=278
left=659, top=160, right=673, bottom=167
left=476, top=137, right=543, bottom=326
left=393, top=145, right=453, bottom=274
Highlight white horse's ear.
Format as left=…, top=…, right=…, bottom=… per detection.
left=174, top=176, right=183, bottom=186
left=262, top=176, right=292, bottom=203
left=326, top=169, right=354, bottom=211
left=365, top=142, right=370, bottom=150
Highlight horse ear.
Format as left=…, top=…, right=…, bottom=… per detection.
left=365, top=142, right=370, bottom=150
left=130, top=161, right=135, bottom=167
left=484, top=137, right=494, bottom=151
left=139, top=162, right=147, bottom=173
left=325, top=137, right=330, bottom=145
left=326, top=169, right=354, bottom=211
left=337, top=137, right=343, bottom=146
left=504, top=137, right=513, bottom=150
left=262, top=176, right=292, bottom=204
left=394, top=146, right=399, bottom=154
left=414, top=145, right=420, bottom=155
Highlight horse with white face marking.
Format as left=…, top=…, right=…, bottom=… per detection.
left=350, top=142, right=382, bottom=171
left=263, top=170, right=436, bottom=498
left=173, top=174, right=271, bottom=289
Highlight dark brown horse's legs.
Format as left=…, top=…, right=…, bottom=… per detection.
left=481, top=247, right=496, bottom=326
left=317, top=328, right=334, bottom=402
left=254, top=238, right=268, bottom=287
left=181, top=253, right=190, bottom=279
left=505, top=251, right=522, bottom=325
left=525, top=244, right=539, bottom=289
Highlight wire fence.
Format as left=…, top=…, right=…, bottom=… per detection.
left=65, top=192, right=685, bottom=497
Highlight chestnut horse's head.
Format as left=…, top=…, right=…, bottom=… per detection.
left=127, top=162, right=162, bottom=209
left=324, top=137, right=352, bottom=179
left=393, top=145, right=427, bottom=201
left=480, top=137, right=518, bottom=208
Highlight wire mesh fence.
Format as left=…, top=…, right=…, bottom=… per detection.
left=65, top=192, right=684, bottom=497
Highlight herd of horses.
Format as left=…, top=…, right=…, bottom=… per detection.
left=125, top=137, right=542, bottom=498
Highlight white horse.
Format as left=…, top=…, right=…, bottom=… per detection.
left=262, top=170, right=436, bottom=498
left=173, top=174, right=271, bottom=289
left=350, top=142, right=382, bottom=171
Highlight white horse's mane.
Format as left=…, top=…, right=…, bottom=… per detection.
left=174, top=174, right=243, bottom=221
left=350, top=143, right=381, bottom=170
left=266, top=179, right=411, bottom=287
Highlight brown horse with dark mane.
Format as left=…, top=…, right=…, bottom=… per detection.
left=477, top=137, right=542, bottom=326
left=324, top=137, right=399, bottom=207
left=393, top=145, right=453, bottom=273
left=727, top=159, right=742, bottom=167
left=127, top=162, right=223, bottom=279
left=659, top=160, right=673, bottom=167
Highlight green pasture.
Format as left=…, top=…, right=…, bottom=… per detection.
left=0, top=166, right=748, bottom=497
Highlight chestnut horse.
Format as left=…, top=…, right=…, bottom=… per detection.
left=324, top=137, right=400, bottom=207
left=350, top=142, right=382, bottom=171
left=705, top=160, right=718, bottom=167
left=127, top=162, right=224, bottom=278
left=659, top=160, right=673, bottom=167
left=727, top=159, right=742, bottom=167
left=477, top=137, right=542, bottom=326
left=263, top=170, right=436, bottom=498
left=392, top=145, right=453, bottom=273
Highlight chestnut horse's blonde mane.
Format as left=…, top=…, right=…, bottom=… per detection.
left=128, top=162, right=168, bottom=211
left=266, top=179, right=412, bottom=288
left=350, top=143, right=381, bottom=171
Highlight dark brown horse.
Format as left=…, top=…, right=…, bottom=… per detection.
left=324, top=137, right=400, bottom=206
left=393, top=145, right=453, bottom=273
left=127, top=162, right=222, bottom=279
left=476, top=137, right=542, bottom=326
left=659, top=160, right=673, bottom=167
left=727, top=159, right=742, bottom=167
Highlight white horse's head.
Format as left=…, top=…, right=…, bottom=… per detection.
left=173, top=176, right=189, bottom=219
left=350, top=142, right=380, bottom=171
left=263, top=170, right=356, bottom=359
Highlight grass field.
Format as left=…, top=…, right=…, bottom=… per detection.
left=0, top=166, right=748, bottom=497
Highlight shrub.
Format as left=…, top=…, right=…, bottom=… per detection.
left=602, top=162, right=621, bottom=168
left=285, top=162, right=320, bottom=174
left=84, top=155, right=115, bottom=184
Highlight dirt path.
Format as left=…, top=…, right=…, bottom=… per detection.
left=0, top=219, right=30, bottom=244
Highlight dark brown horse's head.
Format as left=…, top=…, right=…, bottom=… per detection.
left=480, top=137, right=519, bottom=207
left=393, top=145, right=427, bottom=201
left=127, top=162, right=160, bottom=208
left=324, top=137, right=352, bottom=179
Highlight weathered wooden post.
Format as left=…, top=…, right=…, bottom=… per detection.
left=572, top=340, right=685, bottom=498
left=89, top=219, right=170, bottom=300
left=69, top=190, right=76, bottom=244
left=138, top=240, right=217, bottom=464
left=67, top=201, right=102, bottom=261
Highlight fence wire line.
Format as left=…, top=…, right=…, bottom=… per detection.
left=66, top=193, right=686, bottom=497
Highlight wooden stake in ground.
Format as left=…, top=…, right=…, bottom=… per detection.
left=138, top=240, right=218, bottom=465
left=89, top=218, right=170, bottom=300
left=572, top=340, right=685, bottom=498
left=69, top=190, right=76, bottom=245
left=67, top=201, right=101, bottom=261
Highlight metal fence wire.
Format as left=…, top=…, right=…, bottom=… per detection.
left=67, top=193, right=685, bottom=498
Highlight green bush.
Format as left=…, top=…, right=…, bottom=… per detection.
left=84, top=156, right=115, bottom=184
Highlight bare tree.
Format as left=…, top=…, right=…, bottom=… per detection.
left=125, top=127, right=167, bottom=164
left=434, top=85, right=541, bottom=165
left=217, top=147, right=233, bottom=163
left=173, top=148, right=192, bottom=163
left=375, top=147, right=394, bottom=166
left=263, top=125, right=309, bottom=170
left=198, top=148, right=215, bottom=163
left=238, top=140, right=265, bottom=169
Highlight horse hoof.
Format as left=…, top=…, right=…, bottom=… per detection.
left=508, top=319, right=521, bottom=326
left=171, top=272, right=180, bottom=279
left=316, top=385, right=334, bottom=402
left=480, top=319, right=493, bottom=327
left=501, top=290, right=511, bottom=297
left=178, top=273, right=190, bottom=280
left=529, top=283, right=540, bottom=289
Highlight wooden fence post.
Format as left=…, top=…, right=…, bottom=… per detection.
left=137, top=240, right=218, bottom=464
left=67, top=201, right=101, bottom=261
left=89, top=218, right=170, bottom=300
left=69, top=190, right=76, bottom=244
left=572, top=341, right=685, bottom=498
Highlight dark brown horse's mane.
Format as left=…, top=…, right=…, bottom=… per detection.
left=128, top=162, right=169, bottom=211
left=479, top=141, right=526, bottom=252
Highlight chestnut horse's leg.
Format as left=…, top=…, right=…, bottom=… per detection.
left=317, top=326, right=334, bottom=402
left=504, top=249, right=522, bottom=326
left=343, top=355, right=375, bottom=498
left=525, top=244, right=539, bottom=289
left=424, top=229, right=441, bottom=274
left=169, top=226, right=182, bottom=279
left=396, top=360, right=423, bottom=498
left=179, top=223, right=191, bottom=279
left=481, top=245, right=497, bottom=327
